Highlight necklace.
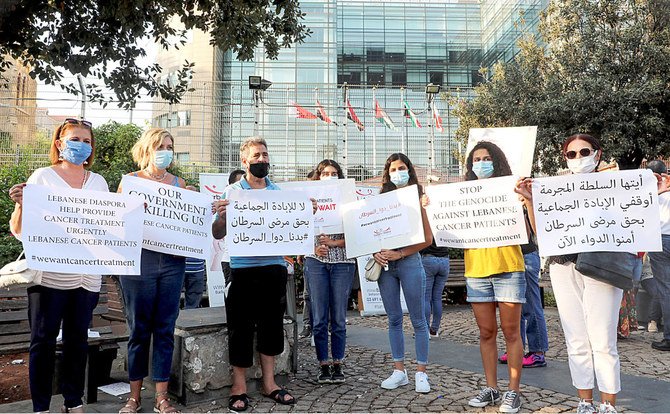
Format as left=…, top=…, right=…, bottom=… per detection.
left=81, top=170, right=88, bottom=188
left=145, top=169, right=168, bottom=181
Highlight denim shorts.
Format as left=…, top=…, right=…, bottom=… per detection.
left=466, top=271, right=526, bottom=304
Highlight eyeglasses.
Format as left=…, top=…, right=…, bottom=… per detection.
left=565, top=148, right=595, bottom=159
left=62, top=118, right=93, bottom=128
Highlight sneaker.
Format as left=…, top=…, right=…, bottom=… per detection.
left=468, top=387, right=501, bottom=407
left=429, top=328, right=439, bottom=338
left=499, top=390, right=522, bottom=413
left=648, top=320, right=659, bottom=333
left=498, top=352, right=508, bottom=364
left=577, top=399, right=598, bottom=414
left=299, top=326, right=312, bottom=339
left=317, top=364, right=332, bottom=384
left=522, top=352, right=547, bottom=368
left=599, top=401, right=617, bottom=413
left=380, top=369, right=409, bottom=389
left=415, top=372, right=430, bottom=393
left=331, top=363, right=345, bottom=383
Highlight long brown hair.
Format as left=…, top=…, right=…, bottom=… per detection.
left=381, top=153, right=423, bottom=196
left=49, top=121, right=95, bottom=167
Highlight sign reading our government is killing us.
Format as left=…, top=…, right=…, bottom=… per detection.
left=121, top=175, right=213, bottom=260
left=425, top=176, right=528, bottom=248
left=22, top=185, right=144, bottom=275
left=532, top=169, right=662, bottom=256
left=226, top=189, right=315, bottom=256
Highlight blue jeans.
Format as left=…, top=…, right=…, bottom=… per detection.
left=648, top=234, right=670, bottom=341
left=422, top=255, right=450, bottom=332
left=304, top=258, right=355, bottom=362
left=27, top=286, right=99, bottom=412
left=377, top=253, right=429, bottom=365
left=120, top=249, right=185, bottom=381
left=183, top=270, right=205, bottom=309
left=521, top=251, right=549, bottom=352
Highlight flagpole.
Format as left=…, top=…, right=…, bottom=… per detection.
left=314, top=88, right=318, bottom=163
left=285, top=89, right=290, bottom=180
left=372, top=86, right=377, bottom=176
left=429, top=101, right=435, bottom=181
left=400, top=87, right=406, bottom=154
left=343, top=83, right=348, bottom=178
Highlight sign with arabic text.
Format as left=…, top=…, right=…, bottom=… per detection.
left=226, top=189, right=314, bottom=256
left=425, top=176, right=528, bottom=248
left=532, top=169, right=662, bottom=256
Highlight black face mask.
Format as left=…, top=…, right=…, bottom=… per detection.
left=249, top=162, right=270, bottom=178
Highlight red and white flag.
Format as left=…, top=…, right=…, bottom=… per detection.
left=289, top=101, right=318, bottom=119
left=346, top=100, right=365, bottom=131
left=316, top=100, right=333, bottom=124
left=432, top=101, right=443, bottom=133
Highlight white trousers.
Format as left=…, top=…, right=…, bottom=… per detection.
left=549, top=262, right=623, bottom=394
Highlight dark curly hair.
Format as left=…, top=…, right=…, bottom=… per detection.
left=313, top=159, right=344, bottom=180
left=465, top=141, right=512, bottom=181
left=381, top=153, right=423, bottom=196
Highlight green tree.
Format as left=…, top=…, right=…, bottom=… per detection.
left=90, top=121, right=143, bottom=191
left=0, top=0, right=310, bottom=108
left=455, top=0, right=670, bottom=174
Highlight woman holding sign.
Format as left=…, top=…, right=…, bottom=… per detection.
left=373, top=153, right=433, bottom=394
left=118, top=128, right=186, bottom=414
left=8, top=118, right=109, bottom=413
left=515, top=134, right=620, bottom=413
left=304, top=159, right=356, bottom=384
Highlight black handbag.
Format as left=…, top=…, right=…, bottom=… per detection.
left=574, top=251, right=637, bottom=290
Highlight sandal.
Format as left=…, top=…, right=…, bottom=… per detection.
left=262, top=388, right=296, bottom=405
left=228, top=393, right=250, bottom=412
left=119, top=397, right=141, bottom=414
left=154, top=391, right=180, bottom=413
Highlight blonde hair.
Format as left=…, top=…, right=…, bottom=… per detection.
left=49, top=122, right=95, bottom=167
left=132, top=128, right=174, bottom=169
left=239, top=136, right=268, bottom=160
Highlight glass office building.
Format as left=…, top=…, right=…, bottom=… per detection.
left=157, top=0, right=548, bottom=180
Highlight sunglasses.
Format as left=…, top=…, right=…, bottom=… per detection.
left=62, top=118, right=93, bottom=128
left=565, top=148, right=595, bottom=159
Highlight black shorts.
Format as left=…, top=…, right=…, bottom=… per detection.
left=225, top=264, right=288, bottom=367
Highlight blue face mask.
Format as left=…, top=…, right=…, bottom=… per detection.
left=390, top=170, right=410, bottom=187
left=59, top=140, right=92, bottom=165
left=154, top=150, right=173, bottom=169
left=472, top=160, right=494, bottom=179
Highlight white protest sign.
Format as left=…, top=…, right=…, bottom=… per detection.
left=532, top=169, right=662, bottom=256
left=121, top=175, right=212, bottom=260
left=356, top=255, right=408, bottom=316
left=342, top=185, right=425, bottom=258
left=355, top=185, right=380, bottom=200
left=199, top=173, right=230, bottom=307
left=467, top=126, right=537, bottom=177
left=22, top=185, right=144, bottom=275
left=226, top=189, right=314, bottom=256
left=278, top=179, right=356, bottom=234
left=425, top=176, right=528, bottom=248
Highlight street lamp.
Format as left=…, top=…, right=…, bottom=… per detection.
left=248, top=76, right=272, bottom=135
left=425, top=83, right=441, bottom=179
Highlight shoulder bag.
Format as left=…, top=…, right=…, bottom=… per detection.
left=364, top=257, right=383, bottom=282
left=574, top=251, right=636, bottom=290
left=0, top=251, right=42, bottom=288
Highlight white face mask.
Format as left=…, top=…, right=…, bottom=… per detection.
left=320, top=175, right=338, bottom=180
left=566, top=152, right=598, bottom=174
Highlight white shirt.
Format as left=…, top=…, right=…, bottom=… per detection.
left=25, top=166, right=109, bottom=292
left=659, top=192, right=670, bottom=235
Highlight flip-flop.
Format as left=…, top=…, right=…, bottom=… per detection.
left=262, top=388, right=296, bottom=405
left=228, top=393, right=250, bottom=412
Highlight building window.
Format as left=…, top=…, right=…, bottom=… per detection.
left=367, top=71, right=385, bottom=86
left=429, top=72, right=444, bottom=86
left=392, top=70, right=407, bottom=86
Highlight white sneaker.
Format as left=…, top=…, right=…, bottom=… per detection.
left=599, top=402, right=618, bottom=413
left=415, top=371, right=430, bottom=393
left=310, top=335, right=315, bottom=347
left=648, top=320, right=659, bottom=333
left=380, top=369, right=409, bottom=389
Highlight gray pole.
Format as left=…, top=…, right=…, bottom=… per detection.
left=76, top=74, right=87, bottom=120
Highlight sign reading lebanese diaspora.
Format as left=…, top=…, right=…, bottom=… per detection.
left=121, top=175, right=212, bottom=260
left=355, top=185, right=380, bottom=200
left=532, top=169, right=662, bottom=256
left=22, top=185, right=144, bottom=275
left=467, top=126, right=537, bottom=177
left=226, top=189, right=314, bottom=256
left=356, top=254, right=408, bottom=317
left=199, top=173, right=230, bottom=307
left=342, top=185, right=425, bottom=258
left=425, top=176, right=528, bottom=249
left=278, top=179, right=356, bottom=234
